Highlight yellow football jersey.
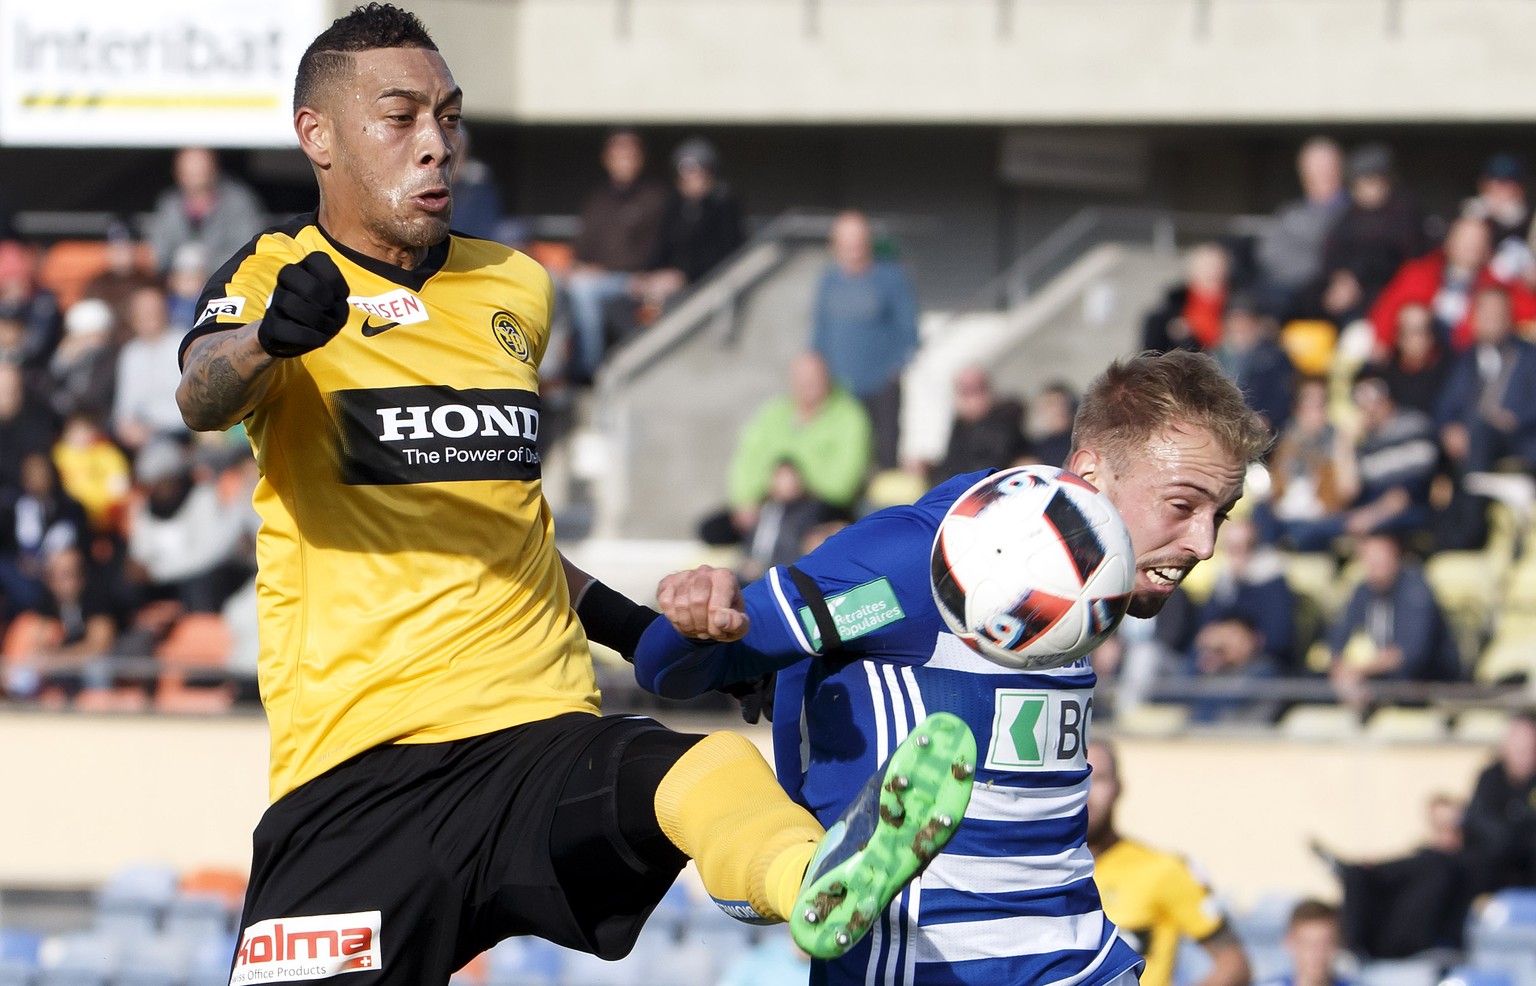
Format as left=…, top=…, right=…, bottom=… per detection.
left=185, top=216, right=599, bottom=801
left=1094, top=837, right=1228, bottom=986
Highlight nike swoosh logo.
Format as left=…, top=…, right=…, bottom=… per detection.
left=360, top=317, right=400, bottom=337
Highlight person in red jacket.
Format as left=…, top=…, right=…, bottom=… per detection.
left=1369, top=216, right=1536, bottom=354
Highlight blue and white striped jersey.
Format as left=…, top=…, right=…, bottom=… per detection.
left=636, top=471, right=1143, bottom=986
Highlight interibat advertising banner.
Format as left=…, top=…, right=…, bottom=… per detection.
left=0, top=0, right=325, bottom=147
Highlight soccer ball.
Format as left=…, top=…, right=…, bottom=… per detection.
left=930, top=465, right=1135, bottom=670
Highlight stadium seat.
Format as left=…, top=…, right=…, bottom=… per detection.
left=182, top=933, right=237, bottom=986
left=1441, top=966, right=1516, bottom=986
left=1281, top=552, right=1346, bottom=623
left=35, top=241, right=109, bottom=311
left=0, top=928, right=42, bottom=986
left=1454, top=709, right=1513, bottom=745
left=153, top=614, right=236, bottom=713
left=1473, top=613, right=1536, bottom=685
left=1113, top=702, right=1190, bottom=737
left=34, top=930, right=120, bottom=986
left=115, top=933, right=190, bottom=986
left=1365, top=707, right=1448, bottom=743
left=162, top=894, right=231, bottom=943
left=483, top=936, right=563, bottom=986
left=1358, top=957, right=1442, bottom=986
left=556, top=944, right=647, bottom=986
left=1231, top=892, right=1300, bottom=950
left=1279, top=704, right=1362, bottom=741
left=1424, top=551, right=1499, bottom=671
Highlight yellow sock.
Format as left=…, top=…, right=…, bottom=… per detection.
left=654, top=731, right=823, bottom=922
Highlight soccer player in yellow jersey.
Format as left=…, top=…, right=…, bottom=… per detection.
left=174, top=5, right=972, bottom=983
left=1087, top=738, right=1253, bottom=986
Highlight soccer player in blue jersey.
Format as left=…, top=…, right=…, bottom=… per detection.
left=634, top=350, right=1271, bottom=986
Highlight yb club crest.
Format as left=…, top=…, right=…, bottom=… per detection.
left=491, top=310, right=530, bottom=363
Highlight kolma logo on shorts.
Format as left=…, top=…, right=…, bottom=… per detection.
left=230, top=910, right=381, bottom=983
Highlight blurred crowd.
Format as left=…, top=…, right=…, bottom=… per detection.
left=7, top=132, right=1536, bottom=725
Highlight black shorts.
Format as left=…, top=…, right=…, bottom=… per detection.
left=230, top=713, right=697, bottom=985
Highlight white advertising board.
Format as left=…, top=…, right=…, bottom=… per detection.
left=0, top=0, right=326, bottom=147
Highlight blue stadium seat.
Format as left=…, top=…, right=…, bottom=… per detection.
left=0, top=929, right=41, bottom=964
left=33, top=930, right=120, bottom=986
left=1441, top=965, right=1517, bottom=986
left=1468, top=889, right=1536, bottom=986
left=1232, top=893, right=1300, bottom=951
left=182, top=933, right=237, bottom=986
left=558, top=945, right=645, bottom=986
left=483, top=935, right=563, bottom=986
left=162, top=894, right=232, bottom=943
left=1358, top=957, right=1442, bottom=986
left=114, top=932, right=190, bottom=986
left=682, top=898, right=756, bottom=952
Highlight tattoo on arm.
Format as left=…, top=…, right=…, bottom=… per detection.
left=177, top=326, right=276, bottom=432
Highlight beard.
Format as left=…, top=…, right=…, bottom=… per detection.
left=369, top=208, right=451, bottom=252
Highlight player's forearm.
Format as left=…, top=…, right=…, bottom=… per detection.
left=634, top=619, right=785, bottom=699
left=177, top=324, right=277, bottom=432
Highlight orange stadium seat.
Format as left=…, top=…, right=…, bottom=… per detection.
left=36, top=239, right=151, bottom=310
left=525, top=240, right=575, bottom=277
left=154, top=613, right=236, bottom=714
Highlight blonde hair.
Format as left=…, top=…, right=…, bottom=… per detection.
left=1071, top=350, right=1271, bottom=469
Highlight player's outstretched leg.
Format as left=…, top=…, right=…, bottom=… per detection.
left=791, top=711, right=976, bottom=960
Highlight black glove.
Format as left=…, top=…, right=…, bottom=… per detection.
left=720, top=672, right=776, bottom=725
left=256, top=252, right=350, bottom=358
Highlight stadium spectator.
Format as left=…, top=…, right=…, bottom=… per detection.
left=1256, top=900, right=1356, bottom=986
left=124, top=439, right=252, bottom=615
left=81, top=219, right=157, bottom=332
left=0, top=361, right=58, bottom=497
left=1185, top=614, right=1284, bottom=721
left=1212, top=295, right=1296, bottom=434
left=702, top=351, right=871, bottom=545
left=47, top=298, right=118, bottom=422
left=1087, top=738, right=1252, bottom=986
left=1314, top=794, right=1473, bottom=960
left=1368, top=216, right=1536, bottom=354
left=1325, top=532, right=1460, bottom=709
left=51, top=412, right=132, bottom=535
left=163, top=242, right=211, bottom=333
left=1464, top=153, right=1534, bottom=278
left=631, top=137, right=746, bottom=318
left=1436, top=284, right=1536, bottom=475
left=736, top=460, right=838, bottom=582
left=1142, top=242, right=1230, bottom=353
left=1462, top=711, right=1536, bottom=893
left=447, top=123, right=505, bottom=242
left=0, top=239, right=62, bottom=371
left=1316, top=143, right=1427, bottom=327
left=1371, top=302, right=1451, bottom=418
left=112, top=285, right=189, bottom=452
left=1027, top=380, right=1079, bottom=468
left=1252, top=136, right=1349, bottom=321
left=145, top=147, right=266, bottom=277
left=564, top=129, right=668, bottom=383
left=0, top=451, right=88, bottom=614
left=928, top=364, right=1029, bottom=485
left=1257, top=376, right=1343, bottom=544
left=1185, top=515, right=1296, bottom=720
left=1278, top=369, right=1438, bottom=551
left=2, top=545, right=126, bottom=705
left=810, top=210, right=920, bottom=471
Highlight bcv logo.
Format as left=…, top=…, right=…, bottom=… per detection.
left=231, top=910, right=382, bottom=983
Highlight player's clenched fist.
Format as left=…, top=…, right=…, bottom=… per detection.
left=256, top=252, right=351, bottom=358
left=657, top=565, right=750, bottom=642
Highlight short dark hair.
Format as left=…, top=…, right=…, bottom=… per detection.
left=1288, top=899, right=1339, bottom=930
left=293, top=4, right=438, bottom=113
left=1071, top=350, right=1271, bottom=469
